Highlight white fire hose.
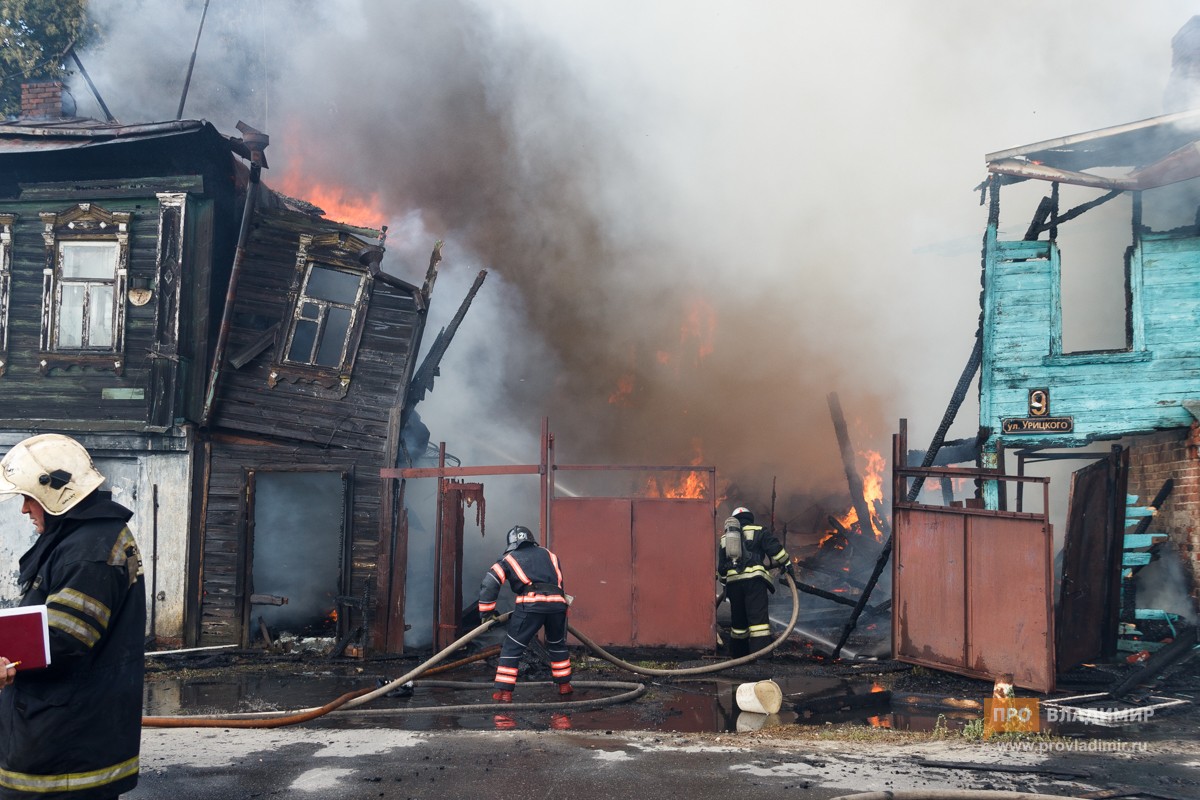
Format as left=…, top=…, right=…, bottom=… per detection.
left=141, top=573, right=800, bottom=727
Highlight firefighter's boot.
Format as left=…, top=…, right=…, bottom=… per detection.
left=558, top=682, right=574, bottom=697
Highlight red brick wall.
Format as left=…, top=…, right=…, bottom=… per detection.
left=1125, top=425, right=1200, bottom=601
left=20, top=81, right=63, bottom=119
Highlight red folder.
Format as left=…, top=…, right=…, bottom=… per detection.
left=0, top=605, right=51, bottom=671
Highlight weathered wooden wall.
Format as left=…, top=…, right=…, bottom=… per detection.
left=210, top=210, right=421, bottom=448
left=0, top=195, right=167, bottom=425
left=198, top=208, right=423, bottom=647
left=981, top=227, right=1200, bottom=448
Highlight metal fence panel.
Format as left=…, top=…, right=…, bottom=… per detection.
left=894, top=505, right=1055, bottom=693
left=550, top=497, right=633, bottom=647
left=632, top=499, right=715, bottom=648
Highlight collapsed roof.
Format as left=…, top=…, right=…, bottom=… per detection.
left=986, top=107, right=1200, bottom=190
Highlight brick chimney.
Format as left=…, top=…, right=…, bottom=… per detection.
left=20, top=81, right=66, bottom=120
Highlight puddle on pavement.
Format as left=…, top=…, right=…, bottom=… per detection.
left=143, top=663, right=1191, bottom=738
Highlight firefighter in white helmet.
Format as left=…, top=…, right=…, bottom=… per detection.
left=718, top=506, right=793, bottom=656
left=0, top=434, right=145, bottom=800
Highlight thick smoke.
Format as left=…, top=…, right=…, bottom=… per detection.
left=72, top=1, right=1195, bottom=531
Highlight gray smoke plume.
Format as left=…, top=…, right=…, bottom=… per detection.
left=71, top=1, right=1195, bottom=531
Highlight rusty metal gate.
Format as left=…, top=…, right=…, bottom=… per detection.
left=892, top=430, right=1056, bottom=693
left=380, top=419, right=718, bottom=654
left=548, top=496, right=715, bottom=649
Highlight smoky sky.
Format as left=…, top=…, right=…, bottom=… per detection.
left=71, top=1, right=1198, bottom=526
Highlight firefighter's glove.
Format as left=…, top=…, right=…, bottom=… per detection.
left=481, top=611, right=498, bottom=625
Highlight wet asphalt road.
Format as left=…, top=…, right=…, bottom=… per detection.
left=126, top=724, right=1200, bottom=800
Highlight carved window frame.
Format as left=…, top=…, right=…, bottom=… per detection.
left=268, top=232, right=373, bottom=394
left=38, top=203, right=131, bottom=375
left=0, top=214, right=14, bottom=377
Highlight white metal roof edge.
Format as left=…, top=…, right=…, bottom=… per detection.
left=985, top=107, right=1200, bottom=163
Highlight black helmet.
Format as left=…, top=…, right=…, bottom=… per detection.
left=732, top=506, right=754, bottom=524
left=504, top=525, right=536, bottom=553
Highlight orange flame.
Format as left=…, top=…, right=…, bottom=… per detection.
left=646, top=470, right=707, bottom=499
left=275, top=174, right=389, bottom=229
left=825, top=449, right=887, bottom=543
left=643, top=439, right=707, bottom=499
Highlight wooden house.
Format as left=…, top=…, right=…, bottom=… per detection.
left=978, top=108, right=1200, bottom=666
left=0, top=81, right=434, bottom=653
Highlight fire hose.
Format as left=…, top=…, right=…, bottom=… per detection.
left=568, top=572, right=800, bottom=677
left=141, top=573, right=799, bottom=728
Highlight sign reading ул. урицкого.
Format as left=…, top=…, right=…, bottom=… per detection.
left=1001, top=416, right=1074, bottom=434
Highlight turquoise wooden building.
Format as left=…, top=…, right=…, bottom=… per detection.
left=981, top=109, right=1200, bottom=461
left=977, top=109, right=1200, bottom=663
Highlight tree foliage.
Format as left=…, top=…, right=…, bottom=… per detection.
left=0, top=0, right=95, bottom=118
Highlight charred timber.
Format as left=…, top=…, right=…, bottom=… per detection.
left=826, top=392, right=879, bottom=541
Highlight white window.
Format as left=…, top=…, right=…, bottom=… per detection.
left=38, top=203, right=130, bottom=367
left=55, top=241, right=119, bottom=349
left=284, top=264, right=366, bottom=369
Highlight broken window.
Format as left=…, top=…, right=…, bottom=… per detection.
left=283, top=263, right=366, bottom=369
left=267, top=230, right=375, bottom=394
left=38, top=203, right=130, bottom=371
left=0, top=214, right=12, bottom=376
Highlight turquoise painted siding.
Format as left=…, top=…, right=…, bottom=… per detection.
left=981, top=226, right=1200, bottom=452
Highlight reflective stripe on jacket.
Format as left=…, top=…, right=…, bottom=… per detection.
left=717, top=524, right=789, bottom=585
left=479, top=543, right=567, bottom=611
left=0, top=492, right=145, bottom=800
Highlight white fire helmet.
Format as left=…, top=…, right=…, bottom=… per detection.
left=0, top=434, right=105, bottom=515
left=731, top=506, right=754, bottom=523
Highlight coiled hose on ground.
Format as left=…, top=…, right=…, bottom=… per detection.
left=141, top=573, right=799, bottom=728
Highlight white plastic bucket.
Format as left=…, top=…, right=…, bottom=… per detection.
left=735, top=680, right=783, bottom=715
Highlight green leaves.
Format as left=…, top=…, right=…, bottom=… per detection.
left=0, top=0, right=94, bottom=117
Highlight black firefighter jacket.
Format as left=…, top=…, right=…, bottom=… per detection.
left=478, top=544, right=568, bottom=615
left=0, top=491, right=146, bottom=800
left=717, top=524, right=789, bottom=588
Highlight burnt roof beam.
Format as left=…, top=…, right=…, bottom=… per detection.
left=989, top=139, right=1200, bottom=191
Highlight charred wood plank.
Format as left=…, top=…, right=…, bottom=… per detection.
left=1110, top=624, right=1197, bottom=699
left=826, top=392, right=878, bottom=540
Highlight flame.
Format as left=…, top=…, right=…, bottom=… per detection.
left=327, top=608, right=338, bottom=623
left=643, top=438, right=707, bottom=499
left=824, top=449, right=888, bottom=544
left=646, top=470, right=707, bottom=499
left=867, top=715, right=893, bottom=728
left=275, top=173, right=389, bottom=229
